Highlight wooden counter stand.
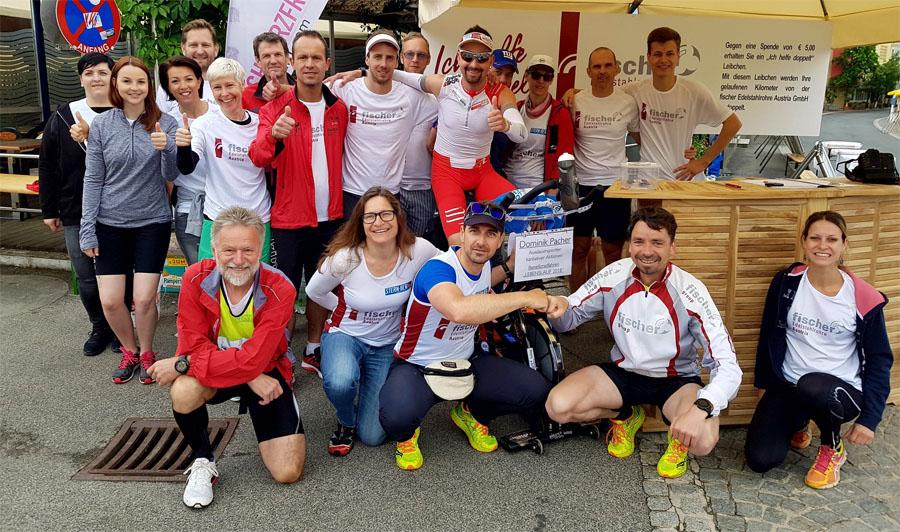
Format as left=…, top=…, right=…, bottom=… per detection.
left=606, top=179, right=900, bottom=431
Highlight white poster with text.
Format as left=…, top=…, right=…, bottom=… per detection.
left=513, top=228, right=574, bottom=283
left=225, top=0, right=327, bottom=86
left=423, top=8, right=832, bottom=135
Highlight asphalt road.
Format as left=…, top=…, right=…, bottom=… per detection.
left=0, top=270, right=646, bottom=531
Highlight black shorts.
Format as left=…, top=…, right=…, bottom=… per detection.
left=208, top=369, right=304, bottom=443
left=599, top=362, right=701, bottom=417
left=94, top=221, right=171, bottom=275
left=271, top=219, right=342, bottom=289
left=566, top=184, right=630, bottom=241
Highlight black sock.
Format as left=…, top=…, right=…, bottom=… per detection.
left=613, top=406, right=632, bottom=421
left=174, top=406, right=214, bottom=461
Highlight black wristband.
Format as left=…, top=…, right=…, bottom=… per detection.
left=359, top=67, right=368, bottom=77
left=500, top=261, right=513, bottom=280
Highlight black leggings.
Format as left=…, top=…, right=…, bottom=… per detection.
left=745, top=372, right=862, bottom=473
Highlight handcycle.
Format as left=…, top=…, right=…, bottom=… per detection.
left=477, top=155, right=606, bottom=454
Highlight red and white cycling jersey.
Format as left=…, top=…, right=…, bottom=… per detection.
left=553, top=258, right=742, bottom=415
left=433, top=73, right=504, bottom=168
left=394, top=248, right=492, bottom=366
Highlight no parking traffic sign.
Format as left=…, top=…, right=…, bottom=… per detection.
left=56, top=0, right=121, bottom=54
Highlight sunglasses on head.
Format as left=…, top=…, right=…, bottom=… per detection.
left=528, top=70, right=554, bottom=82
left=466, top=202, right=505, bottom=221
left=458, top=49, right=492, bottom=64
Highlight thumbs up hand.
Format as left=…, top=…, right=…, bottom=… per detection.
left=175, top=115, right=192, bottom=147
left=150, top=122, right=167, bottom=151
left=487, top=95, right=508, bottom=133
left=271, top=105, right=296, bottom=140
left=70, top=111, right=90, bottom=143
left=262, top=78, right=280, bottom=101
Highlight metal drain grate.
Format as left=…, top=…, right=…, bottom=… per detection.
left=72, top=417, right=239, bottom=482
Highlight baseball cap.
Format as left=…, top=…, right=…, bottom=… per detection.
left=365, top=33, right=400, bottom=55
left=459, top=31, right=494, bottom=51
left=526, top=54, right=555, bottom=72
left=464, top=202, right=505, bottom=231
left=491, top=49, right=518, bottom=72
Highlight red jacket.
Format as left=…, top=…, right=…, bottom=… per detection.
left=516, top=98, right=575, bottom=181
left=241, top=72, right=296, bottom=113
left=249, top=86, right=348, bottom=229
left=176, top=259, right=296, bottom=388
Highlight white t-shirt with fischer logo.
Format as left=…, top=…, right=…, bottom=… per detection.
left=505, top=105, right=550, bottom=188
left=191, top=110, right=271, bottom=222
left=572, top=89, right=640, bottom=186
left=331, top=78, right=424, bottom=195
left=624, top=78, right=732, bottom=180
left=783, top=270, right=861, bottom=390
left=306, top=238, right=440, bottom=346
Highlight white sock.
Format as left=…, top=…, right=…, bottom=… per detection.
left=306, top=343, right=320, bottom=356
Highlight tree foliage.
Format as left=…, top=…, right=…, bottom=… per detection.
left=117, top=0, right=229, bottom=71
left=869, top=56, right=900, bottom=99
left=830, top=46, right=879, bottom=91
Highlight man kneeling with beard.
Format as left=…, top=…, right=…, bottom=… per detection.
left=148, top=206, right=304, bottom=509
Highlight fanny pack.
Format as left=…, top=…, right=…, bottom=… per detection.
left=420, top=360, right=475, bottom=400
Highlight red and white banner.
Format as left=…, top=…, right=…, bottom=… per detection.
left=225, top=0, right=328, bottom=86
left=423, top=8, right=832, bottom=136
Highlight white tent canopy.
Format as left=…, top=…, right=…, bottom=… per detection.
left=419, top=0, right=900, bottom=49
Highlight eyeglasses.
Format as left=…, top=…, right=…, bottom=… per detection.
left=362, top=210, right=396, bottom=224
left=458, top=49, right=492, bottom=64
left=528, top=71, right=554, bottom=82
left=402, top=51, right=429, bottom=61
left=465, top=202, right=505, bottom=221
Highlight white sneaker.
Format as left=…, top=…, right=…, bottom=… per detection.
left=182, top=458, right=218, bottom=508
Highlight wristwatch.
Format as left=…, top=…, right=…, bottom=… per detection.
left=693, top=398, right=714, bottom=419
left=500, top=261, right=513, bottom=280
left=175, top=355, right=190, bottom=375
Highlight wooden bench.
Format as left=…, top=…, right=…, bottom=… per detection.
left=0, top=173, right=41, bottom=218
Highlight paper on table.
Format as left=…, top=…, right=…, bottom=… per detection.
left=740, top=178, right=855, bottom=188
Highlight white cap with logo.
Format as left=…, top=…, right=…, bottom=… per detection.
left=527, top=54, right=556, bottom=72
left=366, top=33, right=400, bottom=55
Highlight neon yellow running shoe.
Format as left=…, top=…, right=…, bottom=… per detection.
left=450, top=402, right=497, bottom=453
left=395, top=427, right=423, bottom=471
left=606, top=405, right=645, bottom=458
left=657, top=432, right=689, bottom=478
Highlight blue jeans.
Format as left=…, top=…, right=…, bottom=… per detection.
left=174, top=212, right=200, bottom=265
left=320, top=330, right=394, bottom=446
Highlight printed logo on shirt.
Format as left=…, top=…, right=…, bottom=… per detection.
left=789, top=312, right=845, bottom=337
left=385, top=282, right=412, bottom=296
left=615, top=311, right=672, bottom=335
left=529, top=127, right=547, bottom=135
left=311, top=122, right=325, bottom=143
left=444, top=73, right=461, bottom=86
left=349, top=106, right=407, bottom=125
left=579, top=111, right=625, bottom=129
left=434, top=317, right=450, bottom=339
left=641, top=105, right=688, bottom=124
left=223, top=142, right=249, bottom=162
left=362, top=309, right=398, bottom=325
left=214, top=137, right=223, bottom=158
left=469, top=97, right=490, bottom=111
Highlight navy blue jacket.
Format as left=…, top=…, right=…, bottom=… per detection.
left=755, top=263, right=893, bottom=431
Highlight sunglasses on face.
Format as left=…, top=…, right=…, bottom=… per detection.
left=363, top=210, right=396, bottom=224
left=465, top=202, right=505, bottom=221
left=458, top=49, right=492, bottom=64
left=528, top=70, right=554, bottom=82
left=403, top=51, right=429, bottom=61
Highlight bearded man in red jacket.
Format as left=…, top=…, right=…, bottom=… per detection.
left=148, top=206, right=304, bottom=509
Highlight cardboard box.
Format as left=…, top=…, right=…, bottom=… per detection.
left=161, top=256, right=187, bottom=293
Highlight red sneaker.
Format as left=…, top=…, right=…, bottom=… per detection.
left=139, top=351, right=157, bottom=384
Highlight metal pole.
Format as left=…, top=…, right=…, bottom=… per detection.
left=30, top=0, right=51, bottom=123
left=328, top=17, right=336, bottom=76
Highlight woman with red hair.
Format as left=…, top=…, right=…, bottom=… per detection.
left=79, top=56, right=179, bottom=386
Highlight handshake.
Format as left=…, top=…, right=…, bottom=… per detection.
left=522, top=289, right=569, bottom=319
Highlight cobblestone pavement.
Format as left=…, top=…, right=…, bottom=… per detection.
left=635, top=406, right=900, bottom=532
